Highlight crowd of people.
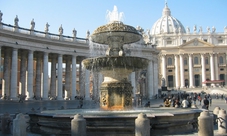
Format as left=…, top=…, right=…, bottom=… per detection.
left=162, top=92, right=213, bottom=110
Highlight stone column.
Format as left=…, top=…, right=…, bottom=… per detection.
left=79, top=63, right=85, bottom=97
left=188, top=54, right=194, bottom=88
left=50, top=54, right=56, bottom=98
left=154, top=62, right=158, bottom=95
left=214, top=53, right=219, bottom=80
left=174, top=55, right=179, bottom=89
left=65, top=56, right=71, bottom=100
left=210, top=53, right=215, bottom=85
left=71, top=55, right=77, bottom=100
left=42, top=52, right=49, bottom=100
left=27, top=50, right=33, bottom=100
left=35, top=53, right=41, bottom=99
left=85, top=69, right=90, bottom=100
left=161, top=54, right=166, bottom=86
left=179, top=54, right=185, bottom=88
left=135, top=113, right=150, bottom=136
left=10, top=48, right=18, bottom=100
left=20, top=51, right=27, bottom=96
left=0, top=46, right=2, bottom=96
left=130, top=72, right=136, bottom=98
left=57, top=54, right=63, bottom=100
left=71, top=114, right=86, bottom=136
left=2, top=48, right=10, bottom=98
left=147, top=60, right=153, bottom=99
left=201, top=54, right=206, bottom=87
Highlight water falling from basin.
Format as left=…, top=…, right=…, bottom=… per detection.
left=82, top=6, right=149, bottom=110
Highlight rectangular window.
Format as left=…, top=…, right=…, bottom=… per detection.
left=184, top=69, right=188, bottom=72
left=168, top=70, right=172, bottom=72
left=204, top=39, right=207, bottom=42
left=167, top=41, right=172, bottom=44
left=218, top=40, right=223, bottom=44
left=206, top=69, right=209, bottom=71
left=183, top=40, right=186, bottom=43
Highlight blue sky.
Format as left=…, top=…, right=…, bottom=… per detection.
left=0, top=0, right=227, bottom=38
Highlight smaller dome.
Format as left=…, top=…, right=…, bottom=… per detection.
left=151, top=3, right=186, bottom=35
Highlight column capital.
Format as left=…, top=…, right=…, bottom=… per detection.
left=179, top=53, right=184, bottom=56
left=12, top=48, right=18, bottom=51
left=188, top=53, right=193, bottom=57
left=174, top=54, right=179, bottom=57
left=28, top=50, right=34, bottom=53
left=209, top=53, right=214, bottom=57
left=200, top=53, right=205, bottom=57
left=44, top=52, right=49, bottom=56
left=159, top=54, right=166, bottom=57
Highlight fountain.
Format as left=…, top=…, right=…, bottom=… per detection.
left=28, top=6, right=203, bottom=136
left=82, top=5, right=149, bottom=110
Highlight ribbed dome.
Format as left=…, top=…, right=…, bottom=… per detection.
left=151, top=3, right=186, bottom=35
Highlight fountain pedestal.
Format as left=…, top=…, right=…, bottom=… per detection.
left=100, top=80, right=133, bottom=110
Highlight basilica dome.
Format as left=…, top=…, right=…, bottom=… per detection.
left=151, top=3, right=186, bottom=35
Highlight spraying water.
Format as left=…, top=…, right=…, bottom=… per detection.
left=106, top=5, right=124, bottom=23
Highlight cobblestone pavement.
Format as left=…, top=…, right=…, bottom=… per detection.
left=0, top=90, right=227, bottom=135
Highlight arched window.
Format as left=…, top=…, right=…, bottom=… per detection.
left=184, top=58, right=187, bottom=65
left=194, top=57, right=199, bottom=64
left=167, top=57, right=172, bottom=65
left=219, top=56, right=224, bottom=64
left=205, top=57, right=209, bottom=64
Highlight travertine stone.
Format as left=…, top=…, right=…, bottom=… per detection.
left=218, top=109, right=227, bottom=135
left=198, top=111, right=213, bottom=136
left=135, top=113, right=150, bottom=136
left=13, top=113, right=27, bottom=136
left=71, top=114, right=86, bottom=136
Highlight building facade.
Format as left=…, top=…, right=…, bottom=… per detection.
left=0, top=11, right=159, bottom=101
left=149, top=3, right=227, bottom=89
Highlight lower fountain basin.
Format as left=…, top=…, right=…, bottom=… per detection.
left=28, top=107, right=203, bottom=136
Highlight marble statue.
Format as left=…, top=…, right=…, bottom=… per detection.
left=45, top=22, right=49, bottom=33
left=193, top=25, right=197, bottom=33
left=224, top=26, right=227, bottom=34
left=73, top=28, right=77, bottom=37
left=161, top=77, right=165, bottom=87
left=199, top=26, right=202, bottom=33
left=0, top=10, right=3, bottom=22
left=14, top=15, right=19, bottom=27
left=212, top=26, right=216, bottom=33
left=86, top=30, right=90, bottom=39
left=187, top=26, right=190, bottom=33
left=30, top=19, right=35, bottom=30
left=207, top=27, right=210, bottom=33
left=59, top=24, right=63, bottom=35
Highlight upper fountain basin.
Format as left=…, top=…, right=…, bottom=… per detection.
left=91, top=21, right=141, bottom=44
left=82, top=56, right=149, bottom=72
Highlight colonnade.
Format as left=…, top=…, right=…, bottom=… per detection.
left=0, top=47, right=93, bottom=100
left=0, top=46, right=159, bottom=100
left=161, top=53, right=220, bottom=88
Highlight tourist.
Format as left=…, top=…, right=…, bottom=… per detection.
left=181, top=98, right=189, bottom=108
left=164, top=98, right=171, bottom=107
left=144, top=101, right=150, bottom=107
left=225, top=96, right=227, bottom=103
left=174, top=98, right=180, bottom=108
left=203, top=97, right=209, bottom=110
left=79, top=98, right=83, bottom=108
left=209, top=97, right=212, bottom=106
left=198, top=95, right=202, bottom=105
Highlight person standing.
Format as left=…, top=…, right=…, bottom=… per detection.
left=203, top=97, right=209, bottom=110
